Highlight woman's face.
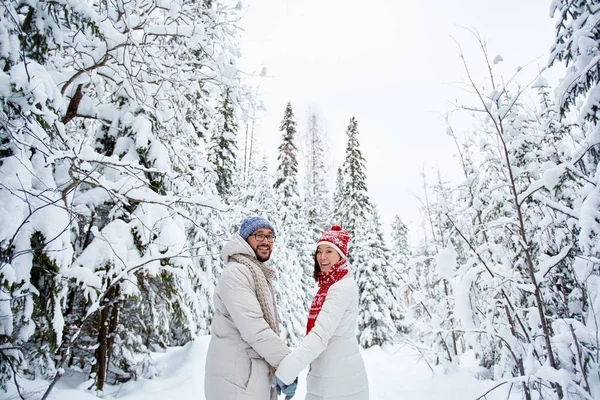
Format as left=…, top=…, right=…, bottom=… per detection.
left=316, top=244, right=342, bottom=273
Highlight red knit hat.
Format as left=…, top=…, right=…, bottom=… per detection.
left=315, top=225, right=350, bottom=258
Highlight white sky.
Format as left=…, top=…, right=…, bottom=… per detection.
left=238, top=0, right=559, bottom=243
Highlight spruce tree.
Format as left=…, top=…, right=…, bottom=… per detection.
left=304, top=111, right=331, bottom=241
left=274, top=102, right=299, bottom=206
left=271, top=216, right=313, bottom=346
left=239, top=157, right=278, bottom=215
left=353, top=208, right=398, bottom=348
left=339, top=117, right=371, bottom=245
left=390, top=215, right=410, bottom=266
left=209, top=88, right=238, bottom=201
left=332, top=167, right=345, bottom=225
left=389, top=215, right=411, bottom=334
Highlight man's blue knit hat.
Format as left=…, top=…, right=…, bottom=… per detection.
left=239, top=216, right=276, bottom=240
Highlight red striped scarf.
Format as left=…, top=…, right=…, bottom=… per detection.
left=306, top=258, right=350, bottom=335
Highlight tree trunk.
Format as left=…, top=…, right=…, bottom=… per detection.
left=94, top=284, right=119, bottom=392
left=94, top=297, right=110, bottom=392
left=106, top=286, right=121, bottom=378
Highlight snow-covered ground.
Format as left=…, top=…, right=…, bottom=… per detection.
left=6, top=336, right=521, bottom=400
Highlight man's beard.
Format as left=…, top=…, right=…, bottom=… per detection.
left=254, top=247, right=271, bottom=262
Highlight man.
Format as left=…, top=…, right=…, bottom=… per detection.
left=204, top=216, right=295, bottom=400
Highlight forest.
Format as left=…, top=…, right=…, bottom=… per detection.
left=0, top=1, right=599, bottom=399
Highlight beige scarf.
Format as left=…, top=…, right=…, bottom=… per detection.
left=230, top=254, right=279, bottom=400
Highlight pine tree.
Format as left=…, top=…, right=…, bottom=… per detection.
left=353, top=209, right=397, bottom=348
left=271, top=217, right=313, bottom=346
left=339, top=117, right=371, bottom=243
left=239, top=157, right=278, bottom=215
left=303, top=111, right=331, bottom=241
left=274, top=102, right=299, bottom=206
left=390, top=215, right=410, bottom=267
left=331, top=167, right=345, bottom=225
left=388, top=215, right=411, bottom=334
left=209, top=88, right=238, bottom=201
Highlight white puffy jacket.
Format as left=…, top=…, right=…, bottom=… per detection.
left=276, top=275, right=369, bottom=400
left=204, top=234, right=290, bottom=400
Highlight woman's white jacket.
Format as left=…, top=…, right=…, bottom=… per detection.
left=204, top=235, right=290, bottom=400
left=276, top=274, right=369, bottom=400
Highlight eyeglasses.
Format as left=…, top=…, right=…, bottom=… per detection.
left=250, top=233, right=276, bottom=243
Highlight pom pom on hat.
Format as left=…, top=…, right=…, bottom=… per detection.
left=239, top=216, right=276, bottom=240
left=315, top=225, right=350, bottom=258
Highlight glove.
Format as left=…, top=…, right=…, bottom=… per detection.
left=271, top=375, right=282, bottom=395
left=271, top=375, right=285, bottom=397
left=271, top=375, right=298, bottom=399
left=281, top=377, right=298, bottom=400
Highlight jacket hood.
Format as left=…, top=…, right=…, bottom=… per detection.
left=221, top=234, right=257, bottom=263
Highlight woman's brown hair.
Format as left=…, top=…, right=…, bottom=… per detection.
left=312, top=251, right=321, bottom=281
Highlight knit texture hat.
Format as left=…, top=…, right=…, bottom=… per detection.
left=239, top=216, right=276, bottom=240
left=315, top=225, right=350, bottom=258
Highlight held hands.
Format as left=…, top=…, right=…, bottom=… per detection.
left=271, top=375, right=298, bottom=400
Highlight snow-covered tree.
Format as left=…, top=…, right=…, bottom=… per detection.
left=390, top=216, right=410, bottom=266
left=209, top=88, right=239, bottom=202
left=271, top=216, right=313, bottom=346
left=331, top=167, right=345, bottom=225
left=353, top=208, right=398, bottom=348
left=303, top=111, right=331, bottom=241
left=238, top=157, right=276, bottom=214
left=388, top=215, right=411, bottom=334
left=274, top=102, right=299, bottom=205
left=544, top=4, right=600, bottom=396
left=413, top=29, right=600, bottom=398
left=549, top=0, right=600, bottom=268
left=412, top=171, right=462, bottom=365
left=0, top=0, right=249, bottom=394
left=339, top=117, right=371, bottom=246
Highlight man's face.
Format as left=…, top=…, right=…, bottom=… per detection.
left=246, top=227, right=274, bottom=262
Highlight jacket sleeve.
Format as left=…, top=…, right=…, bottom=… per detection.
left=219, top=263, right=290, bottom=368
left=275, top=279, right=352, bottom=384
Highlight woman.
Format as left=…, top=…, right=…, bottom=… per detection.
left=274, top=225, right=369, bottom=399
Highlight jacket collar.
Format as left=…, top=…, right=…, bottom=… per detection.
left=220, top=234, right=256, bottom=263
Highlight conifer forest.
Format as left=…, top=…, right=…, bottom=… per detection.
left=1, top=1, right=600, bottom=399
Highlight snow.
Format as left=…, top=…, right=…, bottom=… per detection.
left=535, top=244, right=572, bottom=281
left=435, top=247, right=457, bottom=280
left=541, top=163, right=566, bottom=191
left=0, top=290, right=13, bottom=336
left=578, top=187, right=600, bottom=252
left=5, top=335, right=526, bottom=400
left=532, top=76, right=549, bottom=88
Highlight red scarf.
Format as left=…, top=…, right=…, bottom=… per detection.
left=306, top=258, right=350, bottom=335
